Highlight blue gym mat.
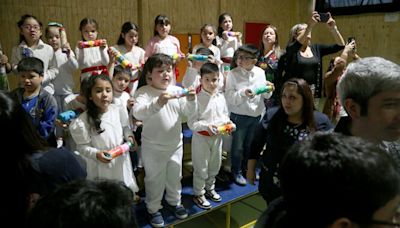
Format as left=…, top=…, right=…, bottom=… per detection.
left=135, top=175, right=259, bottom=227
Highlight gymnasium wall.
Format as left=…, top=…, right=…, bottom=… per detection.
left=0, top=0, right=398, bottom=90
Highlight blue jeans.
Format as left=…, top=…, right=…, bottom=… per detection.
left=230, top=113, right=260, bottom=175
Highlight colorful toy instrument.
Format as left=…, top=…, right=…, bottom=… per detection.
left=168, top=88, right=189, bottom=98
left=57, top=110, right=80, bottom=123
left=59, top=27, right=68, bottom=53
left=171, top=53, right=185, bottom=61
left=187, top=54, right=208, bottom=61
left=197, top=123, right=237, bottom=136
left=102, top=141, right=134, bottom=160
left=227, top=31, right=241, bottom=37
left=252, top=85, right=273, bottom=95
left=257, top=62, right=268, bottom=69
left=109, top=47, right=132, bottom=69
left=79, top=39, right=106, bottom=48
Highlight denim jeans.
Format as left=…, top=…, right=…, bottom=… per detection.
left=230, top=113, right=260, bottom=175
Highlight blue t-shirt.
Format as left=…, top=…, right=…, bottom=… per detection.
left=22, top=95, right=39, bottom=119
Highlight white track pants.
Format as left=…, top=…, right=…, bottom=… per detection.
left=142, top=143, right=183, bottom=214
left=191, top=134, right=223, bottom=196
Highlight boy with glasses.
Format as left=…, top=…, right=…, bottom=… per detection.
left=224, top=44, right=274, bottom=185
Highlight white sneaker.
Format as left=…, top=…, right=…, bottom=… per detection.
left=193, top=195, right=212, bottom=210
left=205, top=189, right=222, bottom=202
left=56, top=138, right=63, bottom=148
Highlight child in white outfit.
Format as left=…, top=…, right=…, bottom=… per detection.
left=69, top=74, right=139, bottom=195
left=216, top=13, right=242, bottom=70
left=75, top=18, right=109, bottom=81
left=45, top=22, right=79, bottom=148
left=188, top=62, right=232, bottom=210
left=192, top=24, right=222, bottom=65
left=11, top=14, right=58, bottom=95
left=132, top=53, right=196, bottom=228
left=182, top=47, right=224, bottom=91
left=108, top=21, right=145, bottom=96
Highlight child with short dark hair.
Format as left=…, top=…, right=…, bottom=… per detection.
left=132, top=53, right=196, bottom=227
left=182, top=47, right=223, bottom=90
left=28, top=179, right=138, bottom=228
left=111, top=65, right=141, bottom=196
left=10, top=57, right=58, bottom=143
left=188, top=62, right=232, bottom=209
left=112, top=65, right=133, bottom=110
left=256, top=132, right=400, bottom=227
left=225, top=44, right=274, bottom=186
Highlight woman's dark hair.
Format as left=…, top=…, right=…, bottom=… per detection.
left=327, top=57, right=335, bottom=72
left=217, top=13, right=233, bottom=37
left=0, top=91, right=47, bottom=226
left=117, top=21, right=139, bottom=45
left=267, top=78, right=316, bottom=160
left=84, top=74, right=113, bottom=134
left=153, top=14, right=171, bottom=36
left=1, top=91, right=47, bottom=153
left=17, top=14, right=43, bottom=43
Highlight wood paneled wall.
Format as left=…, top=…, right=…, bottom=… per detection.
left=1, top=0, right=399, bottom=90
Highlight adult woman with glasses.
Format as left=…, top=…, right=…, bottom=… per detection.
left=246, top=78, right=333, bottom=204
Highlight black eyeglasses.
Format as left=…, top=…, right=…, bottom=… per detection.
left=22, top=25, right=41, bottom=31
left=237, top=55, right=254, bottom=61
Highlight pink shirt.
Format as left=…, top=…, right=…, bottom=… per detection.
left=144, top=35, right=182, bottom=61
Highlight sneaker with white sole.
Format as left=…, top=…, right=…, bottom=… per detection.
left=56, top=137, right=64, bottom=148
left=193, top=195, right=212, bottom=210
left=165, top=204, right=188, bottom=219
left=233, top=173, right=247, bottom=186
left=205, top=189, right=222, bottom=202
left=148, top=211, right=164, bottom=227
